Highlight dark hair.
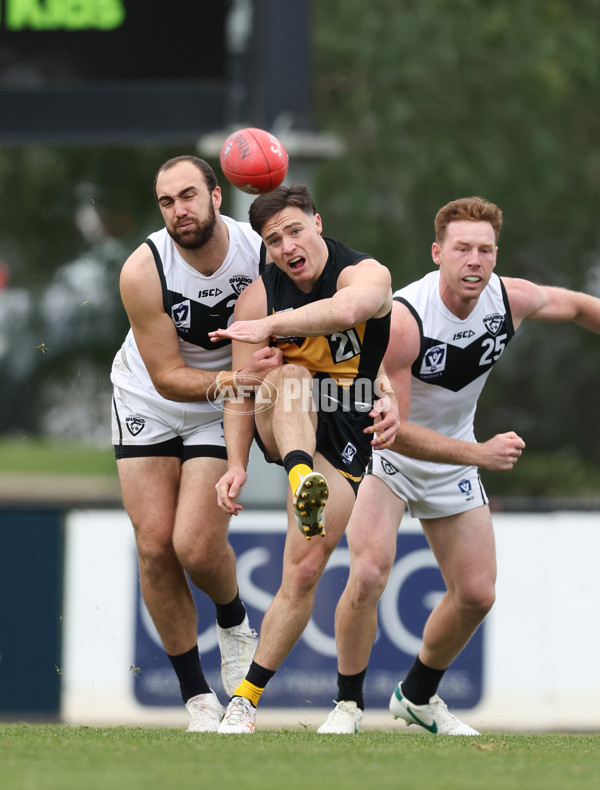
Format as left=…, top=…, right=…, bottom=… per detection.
left=153, top=155, right=218, bottom=197
left=434, top=196, right=503, bottom=244
left=249, top=182, right=316, bottom=235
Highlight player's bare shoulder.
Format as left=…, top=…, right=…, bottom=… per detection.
left=501, top=276, right=548, bottom=327
left=340, top=257, right=393, bottom=316
left=233, top=275, right=267, bottom=319
left=120, top=241, right=156, bottom=289
left=345, top=256, right=392, bottom=284
left=119, top=241, right=164, bottom=320
left=388, top=298, right=421, bottom=365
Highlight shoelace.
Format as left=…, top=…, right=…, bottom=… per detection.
left=330, top=702, right=354, bottom=719
left=225, top=697, right=252, bottom=724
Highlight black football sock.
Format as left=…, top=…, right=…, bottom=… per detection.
left=215, top=590, right=247, bottom=629
left=234, top=661, right=276, bottom=706
left=401, top=655, right=446, bottom=705
left=336, top=668, right=367, bottom=710
left=167, top=644, right=211, bottom=702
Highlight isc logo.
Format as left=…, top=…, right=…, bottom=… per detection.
left=453, top=330, right=475, bottom=340
left=198, top=288, right=223, bottom=298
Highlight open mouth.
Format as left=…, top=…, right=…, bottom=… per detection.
left=288, top=256, right=305, bottom=272
left=463, top=275, right=482, bottom=283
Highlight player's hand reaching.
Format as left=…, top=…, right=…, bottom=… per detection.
left=215, top=464, right=247, bottom=516
left=478, top=431, right=526, bottom=471
left=236, top=345, right=283, bottom=387
left=210, top=318, right=273, bottom=345
left=365, top=389, right=401, bottom=449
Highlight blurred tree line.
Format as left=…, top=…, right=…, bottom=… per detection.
left=0, top=0, right=599, bottom=496
left=0, top=146, right=189, bottom=442
left=312, top=0, right=600, bottom=497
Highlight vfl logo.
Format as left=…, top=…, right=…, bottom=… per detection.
left=230, top=275, right=253, bottom=295
left=483, top=313, right=503, bottom=336
left=381, top=458, right=398, bottom=475
left=342, top=442, right=357, bottom=466
left=458, top=478, right=472, bottom=495
left=126, top=416, right=146, bottom=436
left=420, top=344, right=447, bottom=375
left=172, top=300, right=191, bottom=329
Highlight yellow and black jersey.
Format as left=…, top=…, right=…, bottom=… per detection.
left=261, top=237, right=391, bottom=410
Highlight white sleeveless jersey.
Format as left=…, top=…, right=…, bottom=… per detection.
left=111, top=216, right=264, bottom=405
left=370, top=270, right=515, bottom=514
left=395, top=270, right=515, bottom=442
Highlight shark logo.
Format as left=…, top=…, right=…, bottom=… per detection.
left=483, top=313, right=503, bottom=336
left=381, top=458, right=398, bottom=475
left=229, top=274, right=253, bottom=295
left=126, top=416, right=146, bottom=436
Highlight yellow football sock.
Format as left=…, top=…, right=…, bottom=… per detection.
left=234, top=679, right=264, bottom=707
left=288, top=463, right=312, bottom=496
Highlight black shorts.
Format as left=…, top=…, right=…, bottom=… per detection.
left=114, top=437, right=227, bottom=462
left=256, top=407, right=372, bottom=496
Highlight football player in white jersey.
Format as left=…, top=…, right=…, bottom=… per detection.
left=318, top=195, right=600, bottom=736
left=111, top=156, right=282, bottom=732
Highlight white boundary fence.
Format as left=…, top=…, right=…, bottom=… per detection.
left=61, top=509, right=600, bottom=731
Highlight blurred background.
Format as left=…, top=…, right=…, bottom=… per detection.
left=1, top=0, right=599, bottom=502
left=1, top=0, right=600, bottom=726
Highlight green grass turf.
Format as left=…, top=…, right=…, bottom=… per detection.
left=2, top=437, right=600, bottom=501
left=0, top=437, right=116, bottom=477
left=2, top=726, right=600, bottom=790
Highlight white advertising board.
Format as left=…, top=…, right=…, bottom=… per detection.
left=62, top=509, right=600, bottom=731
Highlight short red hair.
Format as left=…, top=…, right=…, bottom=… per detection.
left=434, top=197, right=503, bottom=244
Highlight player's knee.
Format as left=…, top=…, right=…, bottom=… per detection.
left=136, top=537, right=177, bottom=578
left=173, top=533, right=223, bottom=576
left=348, top=556, right=392, bottom=607
left=455, top=581, right=495, bottom=618
left=279, top=362, right=311, bottom=381
left=286, top=555, right=325, bottom=598
left=278, top=364, right=313, bottom=400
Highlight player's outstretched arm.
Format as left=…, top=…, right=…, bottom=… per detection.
left=504, top=277, right=600, bottom=332
left=392, top=424, right=525, bottom=470
left=209, top=259, right=393, bottom=343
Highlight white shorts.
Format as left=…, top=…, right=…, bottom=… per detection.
left=112, top=380, right=225, bottom=459
left=369, top=448, right=488, bottom=520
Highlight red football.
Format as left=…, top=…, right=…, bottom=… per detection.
left=220, top=127, right=289, bottom=194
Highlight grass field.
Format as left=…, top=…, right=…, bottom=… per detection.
left=0, top=437, right=116, bottom=477
left=2, top=726, right=600, bottom=790
left=3, top=435, right=600, bottom=504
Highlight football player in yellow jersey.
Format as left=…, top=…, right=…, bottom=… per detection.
left=209, top=183, right=397, bottom=733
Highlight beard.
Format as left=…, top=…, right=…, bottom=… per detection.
left=168, top=203, right=218, bottom=249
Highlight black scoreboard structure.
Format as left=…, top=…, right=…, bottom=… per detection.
left=0, top=0, right=313, bottom=144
